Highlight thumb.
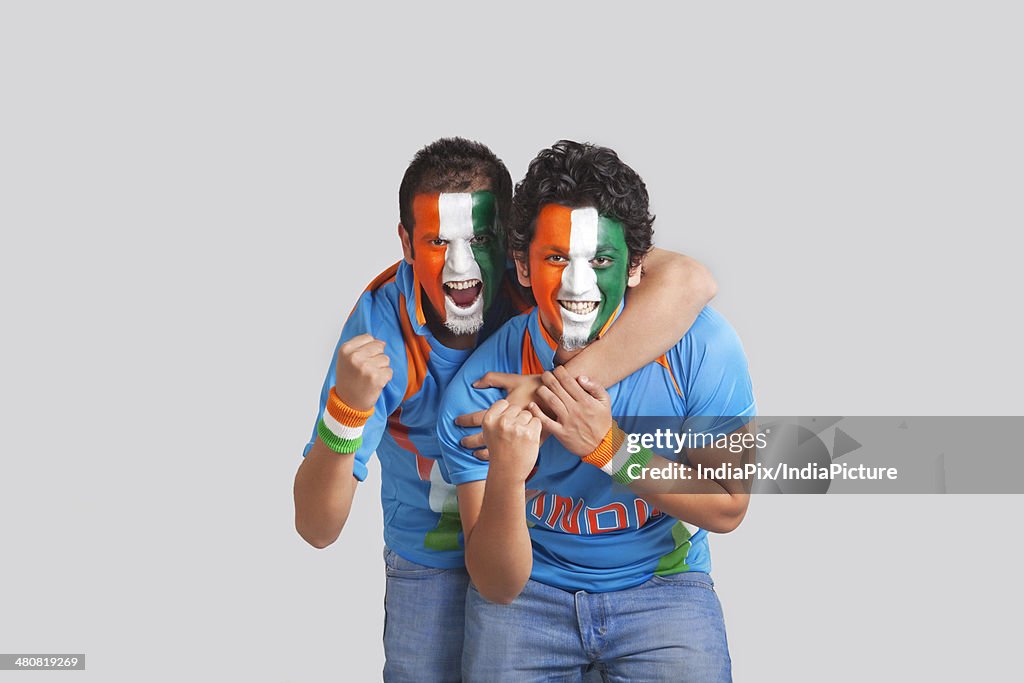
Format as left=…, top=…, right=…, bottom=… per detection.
left=578, top=375, right=610, bottom=404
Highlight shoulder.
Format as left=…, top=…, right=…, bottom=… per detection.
left=439, top=314, right=530, bottom=418
left=343, top=286, right=402, bottom=346
left=683, top=307, right=745, bottom=350
left=355, top=263, right=404, bottom=317
left=669, top=307, right=756, bottom=425
left=668, top=307, right=750, bottom=379
left=469, top=312, right=532, bottom=370
left=341, top=265, right=412, bottom=379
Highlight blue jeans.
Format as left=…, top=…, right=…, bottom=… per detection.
left=382, top=546, right=470, bottom=683
left=464, top=572, right=731, bottom=683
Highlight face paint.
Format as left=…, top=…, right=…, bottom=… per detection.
left=411, top=191, right=502, bottom=335
left=528, top=204, right=629, bottom=351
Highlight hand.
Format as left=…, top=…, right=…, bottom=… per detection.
left=481, top=399, right=542, bottom=483
left=456, top=373, right=545, bottom=460
left=334, top=334, right=392, bottom=411
left=528, top=367, right=612, bottom=458
left=475, top=372, right=544, bottom=405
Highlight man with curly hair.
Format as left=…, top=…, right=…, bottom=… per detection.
left=437, top=140, right=756, bottom=681
left=293, top=138, right=722, bottom=682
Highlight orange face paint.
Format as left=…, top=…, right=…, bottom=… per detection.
left=529, top=204, right=574, bottom=341
left=411, top=193, right=449, bottom=321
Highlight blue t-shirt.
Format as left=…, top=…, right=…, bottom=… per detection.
left=302, top=260, right=517, bottom=568
left=436, top=304, right=756, bottom=592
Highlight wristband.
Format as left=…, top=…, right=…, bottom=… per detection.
left=318, top=387, right=374, bottom=454
left=582, top=424, right=625, bottom=472
left=582, top=423, right=654, bottom=484
left=611, top=447, right=654, bottom=485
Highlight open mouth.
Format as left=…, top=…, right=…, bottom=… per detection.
left=559, top=300, right=599, bottom=316
left=444, top=279, right=483, bottom=308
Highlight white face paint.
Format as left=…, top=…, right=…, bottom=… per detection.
left=557, top=207, right=602, bottom=351
left=438, top=193, right=485, bottom=335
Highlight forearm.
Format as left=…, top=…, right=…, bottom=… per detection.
left=565, top=249, right=716, bottom=387
left=464, top=474, right=533, bottom=604
left=293, top=438, right=359, bottom=548
left=585, top=421, right=752, bottom=533
left=626, top=454, right=748, bottom=533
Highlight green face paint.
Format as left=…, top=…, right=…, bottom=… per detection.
left=469, top=191, right=504, bottom=312
left=588, top=216, right=630, bottom=337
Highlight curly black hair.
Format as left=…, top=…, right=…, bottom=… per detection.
left=508, top=140, right=654, bottom=269
left=398, top=137, right=512, bottom=235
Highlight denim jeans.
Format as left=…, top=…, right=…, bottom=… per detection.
left=463, top=572, right=731, bottom=683
left=382, top=546, right=470, bottom=683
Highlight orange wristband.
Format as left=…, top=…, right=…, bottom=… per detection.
left=325, top=387, right=374, bottom=428
left=582, top=423, right=626, bottom=471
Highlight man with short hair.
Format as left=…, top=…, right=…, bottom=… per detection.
left=294, top=137, right=720, bottom=682
left=437, top=140, right=755, bottom=681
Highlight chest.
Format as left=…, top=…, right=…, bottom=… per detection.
left=528, top=364, right=687, bottom=494
left=385, top=353, right=465, bottom=456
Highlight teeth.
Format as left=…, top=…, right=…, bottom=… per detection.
left=559, top=301, right=599, bottom=314
left=445, top=279, right=481, bottom=291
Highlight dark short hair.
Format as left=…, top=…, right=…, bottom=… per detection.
left=509, top=140, right=654, bottom=269
left=398, top=138, right=512, bottom=236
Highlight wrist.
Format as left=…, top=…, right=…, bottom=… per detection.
left=487, top=461, right=531, bottom=487
left=576, top=419, right=614, bottom=457
left=319, top=387, right=374, bottom=454
left=582, top=422, right=653, bottom=484
left=560, top=356, right=600, bottom=388
left=582, top=423, right=625, bottom=472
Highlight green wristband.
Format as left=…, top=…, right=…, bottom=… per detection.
left=318, top=418, right=363, bottom=454
left=612, top=447, right=654, bottom=485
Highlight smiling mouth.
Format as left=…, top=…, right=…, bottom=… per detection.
left=559, top=300, right=599, bottom=315
left=444, top=279, right=483, bottom=308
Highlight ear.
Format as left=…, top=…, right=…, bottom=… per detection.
left=626, top=258, right=643, bottom=288
left=514, top=255, right=531, bottom=287
left=398, top=223, right=414, bottom=265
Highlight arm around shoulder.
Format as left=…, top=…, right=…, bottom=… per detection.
left=565, top=248, right=717, bottom=387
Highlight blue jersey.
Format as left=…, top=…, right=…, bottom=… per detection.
left=303, top=260, right=520, bottom=568
left=436, top=304, right=756, bottom=592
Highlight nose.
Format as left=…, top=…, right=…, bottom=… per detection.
left=563, top=258, right=596, bottom=295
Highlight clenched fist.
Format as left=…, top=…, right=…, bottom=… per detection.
left=334, top=334, right=392, bottom=411
left=481, top=399, right=543, bottom=483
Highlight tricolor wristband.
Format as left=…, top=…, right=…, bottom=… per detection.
left=582, top=423, right=654, bottom=485
left=318, top=387, right=374, bottom=454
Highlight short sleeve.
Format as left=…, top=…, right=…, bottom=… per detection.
left=302, top=288, right=408, bottom=482
left=667, top=307, right=756, bottom=437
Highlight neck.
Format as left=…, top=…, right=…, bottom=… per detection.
left=423, top=297, right=478, bottom=350
left=540, top=318, right=586, bottom=365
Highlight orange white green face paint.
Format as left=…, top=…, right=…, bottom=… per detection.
left=528, top=204, right=630, bottom=351
left=411, top=191, right=502, bottom=335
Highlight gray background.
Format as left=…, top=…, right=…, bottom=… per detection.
left=2, top=1, right=1022, bottom=681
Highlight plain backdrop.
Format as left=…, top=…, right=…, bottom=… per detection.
left=2, top=1, right=1023, bottom=681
